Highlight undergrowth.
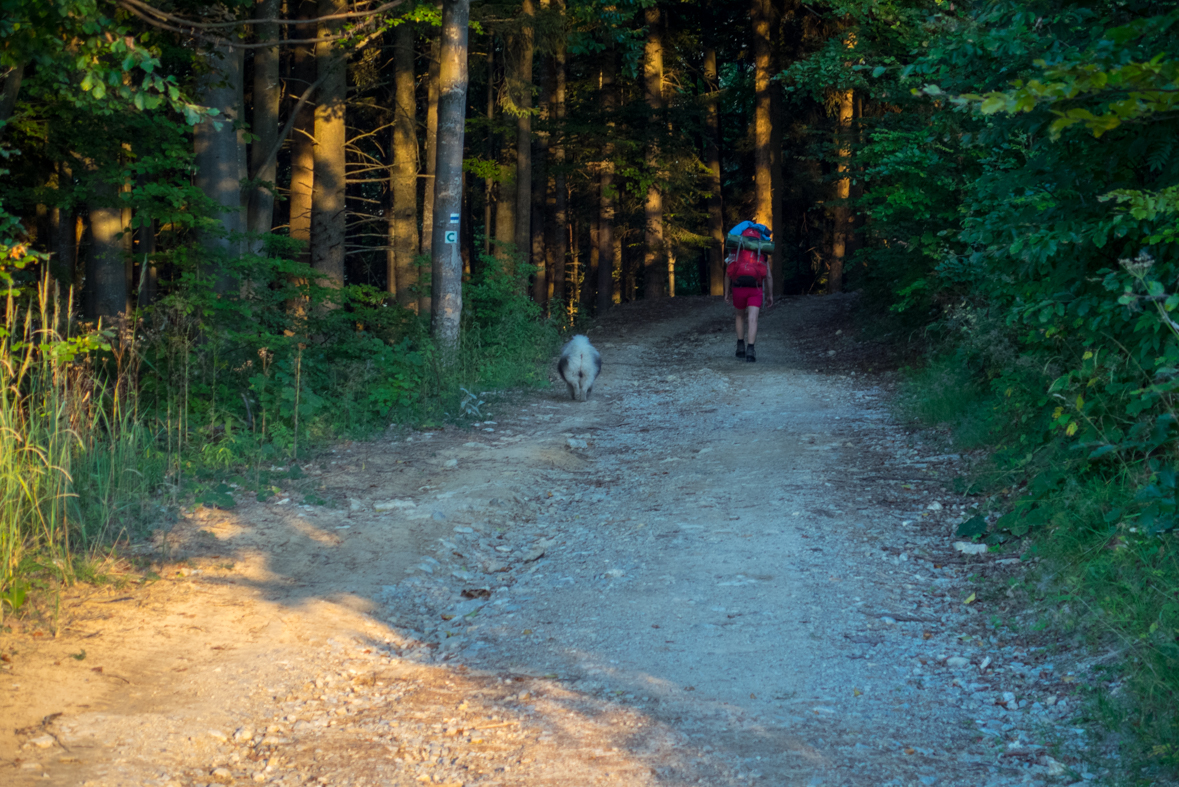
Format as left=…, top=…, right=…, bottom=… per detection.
left=896, top=270, right=1179, bottom=780
left=0, top=241, right=558, bottom=627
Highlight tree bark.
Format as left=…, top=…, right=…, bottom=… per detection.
left=642, top=5, right=665, bottom=300
left=483, top=44, right=495, bottom=258
left=311, top=0, right=347, bottom=287
left=530, top=17, right=549, bottom=308
left=288, top=0, right=317, bottom=266
left=430, top=0, right=470, bottom=358
left=420, top=35, right=441, bottom=315
left=752, top=0, right=773, bottom=265
left=247, top=0, right=282, bottom=252
left=703, top=38, right=724, bottom=296
left=194, top=40, right=246, bottom=293
left=514, top=0, right=535, bottom=273
left=85, top=171, right=127, bottom=320
left=0, top=62, right=23, bottom=145
left=549, top=0, right=568, bottom=313
left=829, top=88, right=853, bottom=294
left=389, top=22, right=419, bottom=306
left=595, top=47, right=616, bottom=315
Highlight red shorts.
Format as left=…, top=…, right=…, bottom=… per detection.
left=732, top=286, right=763, bottom=310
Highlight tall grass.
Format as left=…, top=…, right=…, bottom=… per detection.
left=0, top=280, right=163, bottom=621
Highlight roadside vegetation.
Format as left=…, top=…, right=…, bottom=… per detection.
left=817, top=1, right=1179, bottom=777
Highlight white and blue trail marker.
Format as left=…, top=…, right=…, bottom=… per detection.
left=444, top=230, right=458, bottom=244
left=449, top=213, right=460, bottom=224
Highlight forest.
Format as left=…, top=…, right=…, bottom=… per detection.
left=1, top=0, right=1178, bottom=775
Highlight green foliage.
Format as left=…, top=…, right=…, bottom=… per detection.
left=818, top=0, right=1179, bottom=773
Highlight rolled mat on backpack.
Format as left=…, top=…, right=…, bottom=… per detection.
left=726, top=221, right=774, bottom=254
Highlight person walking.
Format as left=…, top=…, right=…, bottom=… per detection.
left=723, top=222, right=774, bottom=363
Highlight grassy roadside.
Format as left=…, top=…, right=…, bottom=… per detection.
left=896, top=350, right=1179, bottom=781
left=0, top=255, right=561, bottom=631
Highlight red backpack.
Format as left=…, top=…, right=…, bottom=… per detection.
left=726, top=228, right=769, bottom=288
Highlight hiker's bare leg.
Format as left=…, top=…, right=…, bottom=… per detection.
left=746, top=306, right=760, bottom=345
left=735, top=312, right=745, bottom=342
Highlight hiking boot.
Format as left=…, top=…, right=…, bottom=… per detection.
left=736, top=339, right=745, bottom=358
left=746, top=344, right=756, bottom=363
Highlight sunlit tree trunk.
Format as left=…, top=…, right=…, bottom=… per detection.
left=194, top=40, right=246, bottom=293
left=548, top=0, right=568, bottom=313
left=389, top=23, right=419, bottom=307
left=430, top=0, right=470, bottom=358
left=514, top=0, right=535, bottom=276
left=247, top=0, right=281, bottom=252
left=420, top=35, right=440, bottom=315
left=642, top=5, right=665, bottom=299
left=752, top=0, right=773, bottom=280
left=595, top=47, right=616, bottom=314
left=289, top=0, right=317, bottom=267
left=85, top=171, right=127, bottom=320
left=311, top=0, right=347, bottom=287
left=829, top=88, right=853, bottom=294
left=47, top=162, right=76, bottom=290
left=703, top=39, right=724, bottom=296
left=530, top=11, right=549, bottom=308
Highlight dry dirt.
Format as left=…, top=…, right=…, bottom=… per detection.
left=1, top=295, right=1094, bottom=787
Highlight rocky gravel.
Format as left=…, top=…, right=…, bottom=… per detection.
left=3, top=295, right=1104, bottom=786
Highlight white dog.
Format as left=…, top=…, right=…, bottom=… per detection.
left=557, top=335, right=601, bottom=402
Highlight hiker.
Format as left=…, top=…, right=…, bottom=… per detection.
left=724, top=221, right=774, bottom=363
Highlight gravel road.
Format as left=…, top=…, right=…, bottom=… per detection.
left=2, top=295, right=1095, bottom=787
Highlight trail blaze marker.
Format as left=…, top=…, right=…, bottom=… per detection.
left=444, top=230, right=458, bottom=244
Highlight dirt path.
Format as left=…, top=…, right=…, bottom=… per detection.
left=2, top=296, right=1088, bottom=786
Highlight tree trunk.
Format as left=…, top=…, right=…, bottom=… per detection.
left=752, top=0, right=773, bottom=271
left=420, top=35, right=441, bottom=315
left=48, top=162, right=76, bottom=290
left=595, top=47, right=616, bottom=315
left=194, top=40, right=246, bottom=293
left=288, top=0, right=317, bottom=266
left=247, top=0, right=282, bottom=252
left=530, top=25, right=549, bottom=308
left=85, top=172, right=127, bottom=320
left=430, top=0, right=470, bottom=358
left=483, top=45, right=495, bottom=258
left=311, top=0, right=347, bottom=287
left=642, top=6, right=665, bottom=300
left=422, top=37, right=440, bottom=254
left=0, top=62, right=23, bottom=145
left=389, top=23, right=419, bottom=306
left=704, top=39, right=724, bottom=296
left=770, top=56, right=785, bottom=297
left=514, top=0, right=535, bottom=272
left=829, top=88, right=853, bottom=294
left=549, top=1, right=568, bottom=313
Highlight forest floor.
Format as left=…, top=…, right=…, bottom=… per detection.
left=1, top=295, right=1106, bottom=787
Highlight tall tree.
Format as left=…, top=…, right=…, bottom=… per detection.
left=388, top=23, right=419, bottom=307
left=421, top=35, right=440, bottom=315
left=703, top=35, right=724, bottom=296
left=642, top=5, right=665, bottom=299
left=311, top=0, right=347, bottom=287
left=547, top=0, right=569, bottom=312
left=595, top=46, right=616, bottom=314
left=85, top=169, right=127, bottom=319
left=247, top=0, right=281, bottom=251
left=194, top=39, right=246, bottom=293
left=751, top=0, right=774, bottom=274
left=288, top=0, right=317, bottom=267
left=514, top=0, right=535, bottom=269
left=430, top=0, right=470, bottom=356
left=828, top=87, right=853, bottom=294
left=530, top=23, right=549, bottom=308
